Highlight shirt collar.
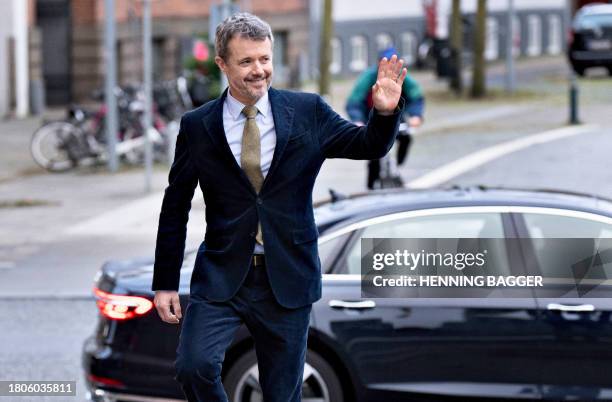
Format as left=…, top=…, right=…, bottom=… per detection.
left=226, top=88, right=272, bottom=123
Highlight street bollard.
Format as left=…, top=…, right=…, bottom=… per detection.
left=569, top=73, right=580, bottom=125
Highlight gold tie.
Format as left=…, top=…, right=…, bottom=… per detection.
left=241, top=105, right=264, bottom=245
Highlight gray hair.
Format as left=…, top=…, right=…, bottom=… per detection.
left=215, top=12, right=274, bottom=61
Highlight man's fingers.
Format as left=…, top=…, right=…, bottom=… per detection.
left=398, top=67, right=408, bottom=83
left=379, top=54, right=407, bottom=81
left=162, top=305, right=179, bottom=323
left=385, top=55, right=397, bottom=78
left=395, top=59, right=405, bottom=78
left=377, top=57, right=388, bottom=81
left=154, top=292, right=180, bottom=324
left=172, top=296, right=182, bottom=320
left=156, top=302, right=171, bottom=322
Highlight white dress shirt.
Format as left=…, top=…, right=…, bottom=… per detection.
left=223, top=89, right=276, bottom=254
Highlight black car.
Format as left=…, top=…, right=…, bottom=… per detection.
left=83, top=186, right=612, bottom=402
left=568, top=3, right=612, bottom=76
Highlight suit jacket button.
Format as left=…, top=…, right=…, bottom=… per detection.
left=256, top=198, right=263, bottom=205
left=250, top=232, right=255, bottom=237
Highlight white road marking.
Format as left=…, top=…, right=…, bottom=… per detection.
left=406, top=124, right=599, bottom=189
left=64, top=191, right=205, bottom=236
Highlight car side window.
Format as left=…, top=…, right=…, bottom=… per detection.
left=523, top=213, right=612, bottom=238
left=345, top=211, right=508, bottom=275
left=522, top=213, right=612, bottom=280
left=318, top=233, right=350, bottom=273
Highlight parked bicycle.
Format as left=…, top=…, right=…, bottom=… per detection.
left=31, top=78, right=193, bottom=172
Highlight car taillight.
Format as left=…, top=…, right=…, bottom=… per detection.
left=568, top=28, right=575, bottom=46
left=93, top=288, right=153, bottom=320
left=88, top=374, right=125, bottom=388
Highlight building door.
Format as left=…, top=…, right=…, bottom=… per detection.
left=37, top=0, right=72, bottom=105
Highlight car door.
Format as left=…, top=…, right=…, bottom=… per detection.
left=513, top=207, right=612, bottom=400
left=312, top=206, right=542, bottom=401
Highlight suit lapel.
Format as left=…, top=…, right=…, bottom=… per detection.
left=263, top=87, right=294, bottom=190
left=199, top=87, right=294, bottom=194
left=200, top=89, right=255, bottom=194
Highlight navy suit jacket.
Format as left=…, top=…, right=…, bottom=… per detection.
left=152, top=87, right=402, bottom=308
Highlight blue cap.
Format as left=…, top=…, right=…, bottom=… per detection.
left=378, top=46, right=398, bottom=60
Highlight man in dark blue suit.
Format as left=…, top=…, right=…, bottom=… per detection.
left=152, top=12, right=407, bottom=402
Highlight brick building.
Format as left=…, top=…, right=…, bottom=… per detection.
left=35, top=0, right=309, bottom=105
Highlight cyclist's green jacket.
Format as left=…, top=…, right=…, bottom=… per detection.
left=346, top=66, right=424, bottom=123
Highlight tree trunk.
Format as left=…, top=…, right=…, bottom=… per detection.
left=449, top=0, right=463, bottom=94
left=318, top=0, right=333, bottom=96
left=471, top=0, right=487, bottom=98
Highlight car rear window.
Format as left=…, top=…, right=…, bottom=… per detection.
left=575, top=13, right=612, bottom=29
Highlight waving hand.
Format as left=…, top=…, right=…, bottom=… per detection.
left=371, top=54, right=407, bottom=114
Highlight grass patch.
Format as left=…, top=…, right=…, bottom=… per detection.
left=0, top=199, right=60, bottom=208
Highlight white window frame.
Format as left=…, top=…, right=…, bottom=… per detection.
left=399, top=31, right=417, bottom=65
left=376, top=33, right=393, bottom=51
left=350, top=35, right=368, bottom=72
left=547, top=14, right=562, bottom=55
left=485, top=17, right=499, bottom=61
left=527, top=14, right=542, bottom=56
left=330, top=37, right=342, bottom=74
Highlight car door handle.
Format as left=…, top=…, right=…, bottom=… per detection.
left=546, top=303, right=595, bottom=313
left=329, top=300, right=376, bottom=310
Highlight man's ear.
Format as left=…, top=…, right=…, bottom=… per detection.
left=215, top=56, right=227, bottom=74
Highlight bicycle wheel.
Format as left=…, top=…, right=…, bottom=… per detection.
left=30, top=121, right=79, bottom=172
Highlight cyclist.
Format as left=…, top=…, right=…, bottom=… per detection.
left=346, top=46, right=425, bottom=189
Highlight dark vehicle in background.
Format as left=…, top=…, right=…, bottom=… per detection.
left=83, top=187, right=612, bottom=402
left=568, top=3, right=612, bottom=76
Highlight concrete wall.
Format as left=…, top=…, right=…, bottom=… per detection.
left=0, top=1, right=14, bottom=117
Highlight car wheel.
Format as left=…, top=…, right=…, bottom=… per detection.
left=573, top=65, right=586, bottom=76
left=224, top=349, right=344, bottom=402
left=607, top=67, right=612, bottom=76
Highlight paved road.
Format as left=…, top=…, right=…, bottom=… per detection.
left=0, top=298, right=97, bottom=402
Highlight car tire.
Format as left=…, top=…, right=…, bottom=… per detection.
left=573, top=65, right=586, bottom=76
left=607, top=67, right=612, bottom=76
left=224, top=349, right=344, bottom=402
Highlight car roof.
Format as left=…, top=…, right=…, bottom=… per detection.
left=577, top=3, right=612, bottom=16
left=313, top=186, right=612, bottom=232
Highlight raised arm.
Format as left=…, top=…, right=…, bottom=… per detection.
left=318, top=55, right=407, bottom=160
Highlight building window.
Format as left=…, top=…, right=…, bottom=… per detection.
left=350, top=35, right=368, bottom=71
left=273, top=31, right=288, bottom=66
left=485, top=17, right=499, bottom=60
left=527, top=14, right=542, bottom=56
left=376, top=33, right=393, bottom=51
left=400, top=32, right=417, bottom=65
left=512, top=16, right=522, bottom=57
left=153, top=38, right=166, bottom=81
left=547, top=14, right=562, bottom=54
left=273, top=31, right=289, bottom=84
left=330, top=37, right=342, bottom=74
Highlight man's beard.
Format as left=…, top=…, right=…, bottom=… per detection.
left=244, top=76, right=271, bottom=99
